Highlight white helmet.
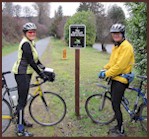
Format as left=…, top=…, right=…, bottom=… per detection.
left=23, top=22, right=37, bottom=32
left=110, top=23, right=125, bottom=33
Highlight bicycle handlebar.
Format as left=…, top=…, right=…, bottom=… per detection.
left=2, top=71, right=11, bottom=76
left=99, top=77, right=111, bottom=85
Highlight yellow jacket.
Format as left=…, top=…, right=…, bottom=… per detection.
left=12, top=37, right=39, bottom=74
left=104, top=40, right=135, bottom=84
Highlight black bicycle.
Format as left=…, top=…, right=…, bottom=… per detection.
left=2, top=71, right=67, bottom=134
left=85, top=76, right=147, bottom=132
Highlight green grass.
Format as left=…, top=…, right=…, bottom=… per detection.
left=3, top=38, right=147, bottom=137
left=2, top=43, right=19, bottom=56
left=2, top=38, right=39, bottom=56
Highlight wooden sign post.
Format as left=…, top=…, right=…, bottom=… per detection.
left=75, top=49, right=80, bottom=117
left=69, top=24, right=86, bottom=117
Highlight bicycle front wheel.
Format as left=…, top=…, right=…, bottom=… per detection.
left=29, top=92, right=67, bottom=126
left=139, top=103, right=147, bottom=132
left=2, top=99, right=12, bottom=134
left=85, top=93, right=115, bottom=124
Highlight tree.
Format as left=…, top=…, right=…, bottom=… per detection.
left=64, top=11, right=96, bottom=46
left=56, top=5, right=63, bottom=19
left=33, top=2, right=50, bottom=25
left=88, top=2, right=104, bottom=16
left=77, top=2, right=89, bottom=12
left=96, top=15, right=111, bottom=52
left=77, top=2, right=110, bottom=51
left=77, top=2, right=104, bottom=16
left=23, top=6, right=35, bottom=18
left=13, top=4, right=22, bottom=17
left=2, top=2, right=13, bottom=16
left=2, top=2, right=23, bottom=45
left=107, top=4, right=126, bottom=24
left=50, top=6, right=66, bottom=39
left=126, top=2, right=147, bottom=75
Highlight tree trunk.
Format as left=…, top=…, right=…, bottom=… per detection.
left=101, top=43, right=107, bottom=52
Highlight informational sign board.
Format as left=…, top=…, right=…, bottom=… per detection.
left=69, top=24, right=86, bottom=48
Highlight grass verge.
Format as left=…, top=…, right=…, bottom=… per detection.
left=2, top=43, right=19, bottom=56
left=2, top=38, right=39, bottom=56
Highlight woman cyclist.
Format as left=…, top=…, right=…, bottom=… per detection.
left=12, top=22, right=48, bottom=137
left=98, top=23, right=135, bottom=136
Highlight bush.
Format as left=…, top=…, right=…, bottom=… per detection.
left=36, top=23, right=49, bottom=38
left=64, top=11, right=96, bottom=47
left=126, top=2, right=147, bottom=75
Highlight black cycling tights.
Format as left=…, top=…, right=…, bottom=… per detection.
left=15, top=74, right=32, bottom=124
left=110, top=80, right=128, bottom=130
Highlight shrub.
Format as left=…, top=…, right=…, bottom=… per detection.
left=64, top=11, right=96, bottom=47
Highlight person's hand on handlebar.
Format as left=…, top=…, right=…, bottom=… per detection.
left=98, top=70, right=106, bottom=79
left=39, top=71, right=49, bottom=82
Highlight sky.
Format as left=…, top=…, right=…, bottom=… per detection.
left=13, top=2, right=130, bottom=18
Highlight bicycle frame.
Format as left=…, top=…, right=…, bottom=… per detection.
left=2, top=77, right=44, bottom=121
left=2, top=85, right=17, bottom=110
left=97, top=80, right=147, bottom=121
left=29, top=79, right=44, bottom=98
left=2, top=86, right=17, bottom=121
left=121, top=86, right=147, bottom=119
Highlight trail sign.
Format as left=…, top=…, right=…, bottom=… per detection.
left=69, top=24, right=86, bottom=117
left=69, top=24, right=86, bottom=48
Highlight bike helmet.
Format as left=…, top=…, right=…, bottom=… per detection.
left=110, top=23, right=125, bottom=33
left=23, top=22, right=37, bottom=32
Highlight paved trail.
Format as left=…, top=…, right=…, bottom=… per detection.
left=93, top=43, right=113, bottom=54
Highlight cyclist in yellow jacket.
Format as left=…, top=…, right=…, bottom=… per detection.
left=98, top=23, right=135, bottom=136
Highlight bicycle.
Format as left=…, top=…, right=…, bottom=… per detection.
left=85, top=76, right=147, bottom=132
left=2, top=71, right=67, bottom=134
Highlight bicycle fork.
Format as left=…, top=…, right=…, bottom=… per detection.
left=39, top=92, right=49, bottom=112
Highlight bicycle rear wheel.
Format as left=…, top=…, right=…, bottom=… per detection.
left=2, top=99, right=12, bottom=134
left=139, top=103, right=147, bottom=132
left=29, top=92, right=67, bottom=126
left=85, top=93, right=115, bottom=124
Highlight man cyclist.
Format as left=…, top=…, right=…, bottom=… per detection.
left=98, top=23, right=135, bottom=136
left=12, top=22, right=48, bottom=137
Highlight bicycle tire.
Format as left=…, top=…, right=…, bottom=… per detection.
left=139, top=103, right=147, bottom=132
left=2, top=99, right=12, bottom=134
left=29, top=91, right=67, bottom=126
left=85, top=93, right=115, bottom=124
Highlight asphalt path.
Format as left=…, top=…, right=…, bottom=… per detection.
left=2, top=37, right=51, bottom=104
left=93, top=43, right=113, bottom=54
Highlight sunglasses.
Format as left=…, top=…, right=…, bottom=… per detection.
left=27, top=31, right=36, bottom=34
